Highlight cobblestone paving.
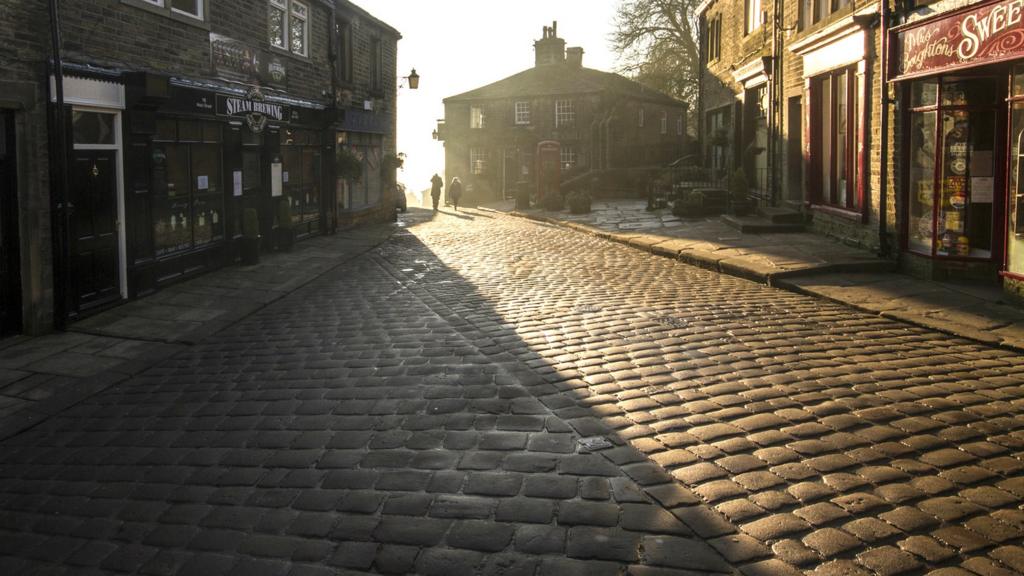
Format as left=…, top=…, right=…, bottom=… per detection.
left=0, top=215, right=739, bottom=575
left=375, top=209, right=1024, bottom=575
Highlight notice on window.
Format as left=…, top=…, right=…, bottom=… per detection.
left=271, top=162, right=283, bottom=197
left=283, top=171, right=290, bottom=184
left=197, top=175, right=209, bottom=190
left=972, top=177, right=994, bottom=203
left=233, top=170, right=242, bottom=197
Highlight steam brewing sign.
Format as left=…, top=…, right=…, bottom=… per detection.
left=894, top=0, right=1024, bottom=79
left=216, top=88, right=289, bottom=133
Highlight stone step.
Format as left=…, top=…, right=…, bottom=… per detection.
left=758, top=206, right=805, bottom=224
left=720, top=214, right=806, bottom=234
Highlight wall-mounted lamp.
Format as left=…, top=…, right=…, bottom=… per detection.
left=400, top=68, right=420, bottom=90
left=431, top=129, right=438, bottom=140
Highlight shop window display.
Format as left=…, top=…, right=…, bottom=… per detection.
left=906, top=77, right=996, bottom=259
left=280, top=129, right=322, bottom=235
left=1008, top=66, right=1024, bottom=275
left=152, top=119, right=225, bottom=257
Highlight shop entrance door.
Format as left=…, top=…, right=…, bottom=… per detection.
left=70, top=150, right=120, bottom=311
left=0, top=112, right=22, bottom=336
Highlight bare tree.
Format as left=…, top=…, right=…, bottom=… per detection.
left=611, top=0, right=701, bottom=106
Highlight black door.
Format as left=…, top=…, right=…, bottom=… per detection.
left=0, top=112, right=22, bottom=336
left=70, top=150, right=120, bottom=312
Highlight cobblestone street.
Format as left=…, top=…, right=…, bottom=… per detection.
left=3, top=209, right=1024, bottom=575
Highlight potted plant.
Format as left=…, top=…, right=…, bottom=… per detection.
left=728, top=168, right=754, bottom=216
left=240, top=207, right=260, bottom=265
left=541, top=191, right=564, bottom=211
left=336, top=146, right=363, bottom=182
left=672, top=190, right=704, bottom=218
left=567, top=190, right=592, bottom=214
left=275, top=198, right=294, bottom=251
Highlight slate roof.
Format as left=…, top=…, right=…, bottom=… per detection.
left=444, top=63, right=686, bottom=108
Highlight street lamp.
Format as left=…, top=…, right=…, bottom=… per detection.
left=400, top=68, right=419, bottom=90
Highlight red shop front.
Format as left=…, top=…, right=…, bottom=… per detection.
left=891, top=0, right=1024, bottom=287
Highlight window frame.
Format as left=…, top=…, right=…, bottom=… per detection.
left=268, top=0, right=310, bottom=58
left=560, top=146, right=577, bottom=170
left=660, top=111, right=668, bottom=135
left=336, top=19, right=353, bottom=85
left=515, top=101, right=531, bottom=125
left=370, top=37, right=383, bottom=93
left=746, top=0, right=763, bottom=34
left=470, top=105, right=487, bottom=129
left=470, top=147, right=489, bottom=175
left=554, top=99, right=575, bottom=128
left=811, top=65, right=862, bottom=213
left=638, top=107, right=645, bottom=128
left=122, top=0, right=209, bottom=25
left=706, top=13, right=722, bottom=63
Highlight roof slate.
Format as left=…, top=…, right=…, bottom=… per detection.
left=444, top=63, right=686, bottom=108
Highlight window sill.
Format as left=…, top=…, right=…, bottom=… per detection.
left=120, top=0, right=210, bottom=30
left=269, top=44, right=310, bottom=63
left=810, top=202, right=863, bottom=221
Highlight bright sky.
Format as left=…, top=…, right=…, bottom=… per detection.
left=357, top=1, right=623, bottom=194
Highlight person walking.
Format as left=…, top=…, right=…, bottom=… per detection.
left=449, top=176, right=463, bottom=211
left=430, top=173, right=443, bottom=211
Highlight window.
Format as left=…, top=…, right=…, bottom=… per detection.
left=336, top=20, right=352, bottom=84
left=706, top=14, right=722, bottom=62
left=280, top=129, right=322, bottom=234
left=269, top=0, right=308, bottom=57
left=638, top=107, right=645, bottom=127
left=706, top=107, right=730, bottom=178
left=802, top=0, right=851, bottom=28
left=371, top=38, right=383, bottom=92
left=660, top=111, right=668, bottom=134
left=746, top=0, right=763, bottom=33
left=676, top=115, right=684, bottom=136
left=812, top=67, right=860, bottom=211
left=470, top=105, right=486, bottom=129
left=129, top=0, right=206, bottom=21
left=560, top=146, right=577, bottom=170
left=555, top=99, right=575, bottom=127
left=151, top=119, right=225, bottom=256
left=470, top=147, right=489, bottom=175
left=515, top=101, right=530, bottom=125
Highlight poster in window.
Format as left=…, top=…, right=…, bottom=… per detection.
left=271, top=162, right=283, bottom=197
left=233, top=170, right=242, bottom=197
left=197, top=175, right=209, bottom=190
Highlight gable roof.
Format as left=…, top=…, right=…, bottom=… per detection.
left=444, top=64, right=687, bottom=108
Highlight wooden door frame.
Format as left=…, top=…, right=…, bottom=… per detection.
left=71, top=106, right=126, bottom=305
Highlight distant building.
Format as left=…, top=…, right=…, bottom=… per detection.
left=436, top=22, right=689, bottom=206
left=0, top=0, right=401, bottom=334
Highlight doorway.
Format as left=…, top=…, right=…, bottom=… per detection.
left=70, top=109, right=125, bottom=313
left=0, top=111, right=22, bottom=336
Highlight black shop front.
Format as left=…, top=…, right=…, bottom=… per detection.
left=123, top=76, right=330, bottom=297
left=892, top=0, right=1024, bottom=293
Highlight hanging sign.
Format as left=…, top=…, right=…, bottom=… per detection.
left=893, top=0, right=1024, bottom=80
left=216, top=87, right=288, bottom=133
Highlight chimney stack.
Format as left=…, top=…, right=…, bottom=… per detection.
left=534, top=20, right=566, bottom=67
left=566, top=47, right=583, bottom=68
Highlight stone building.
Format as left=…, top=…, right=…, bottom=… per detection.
left=437, top=23, right=689, bottom=206
left=698, top=0, right=1024, bottom=298
left=0, top=0, right=400, bottom=333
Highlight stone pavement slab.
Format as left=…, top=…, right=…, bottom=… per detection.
left=0, top=221, right=398, bottom=441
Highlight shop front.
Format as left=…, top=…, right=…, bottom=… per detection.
left=892, top=0, right=1024, bottom=286
left=124, top=76, right=328, bottom=296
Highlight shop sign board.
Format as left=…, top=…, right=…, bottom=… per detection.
left=216, top=87, right=289, bottom=133
left=893, top=0, right=1024, bottom=80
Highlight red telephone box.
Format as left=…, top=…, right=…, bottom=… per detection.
left=536, top=140, right=561, bottom=201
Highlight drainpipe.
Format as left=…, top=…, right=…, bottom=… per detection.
left=47, top=0, right=69, bottom=330
left=878, top=0, right=891, bottom=257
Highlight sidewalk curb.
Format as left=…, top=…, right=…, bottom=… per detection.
left=0, top=226, right=401, bottom=441
left=483, top=206, right=1024, bottom=354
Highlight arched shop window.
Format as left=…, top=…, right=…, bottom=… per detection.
left=151, top=119, right=225, bottom=257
